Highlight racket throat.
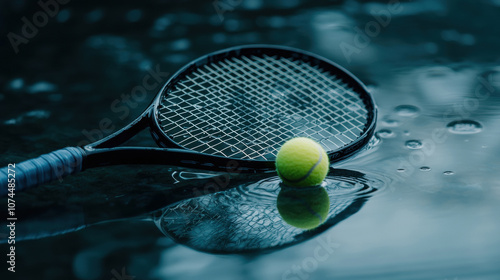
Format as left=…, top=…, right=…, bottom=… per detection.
left=86, top=111, right=151, bottom=149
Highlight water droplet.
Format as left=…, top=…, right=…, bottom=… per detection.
left=395, top=105, right=420, bottom=117
left=25, top=110, right=50, bottom=119
left=366, top=85, right=378, bottom=94
left=425, top=66, right=452, bottom=78
left=169, top=38, right=191, bottom=51
left=405, top=140, right=423, bottom=149
left=4, top=119, right=17, bottom=125
left=420, top=166, right=431, bottom=172
left=242, top=0, right=263, bottom=10
left=272, top=86, right=288, bottom=99
left=369, top=135, right=381, bottom=147
left=397, top=168, right=406, bottom=173
left=376, top=129, right=395, bottom=138
left=382, top=119, right=400, bottom=127
left=27, top=81, right=57, bottom=94
left=347, top=104, right=361, bottom=111
left=403, top=130, right=410, bottom=136
left=9, top=78, right=24, bottom=90
left=447, top=120, right=482, bottom=134
left=230, top=146, right=238, bottom=153
left=292, top=114, right=302, bottom=121
left=193, top=104, right=203, bottom=110
left=443, top=171, right=454, bottom=176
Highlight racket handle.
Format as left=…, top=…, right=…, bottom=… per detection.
left=0, top=147, right=84, bottom=196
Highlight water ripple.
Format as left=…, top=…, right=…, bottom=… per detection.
left=155, top=168, right=388, bottom=254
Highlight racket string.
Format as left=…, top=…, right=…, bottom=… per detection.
left=214, top=55, right=359, bottom=150
left=180, top=68, right=274, bottom=159
left=257, top=56, right=366, bottom=137
left=208, top=59, right=305, bottom=158
left=242, top=55, right=368, bottom=136
left=199, top=57, right=331, bottom=159
left=158, top=54, right=369, bottom=160
left=250, top=56, right=367, bottom=148
left=157, top=185, right=356, bottom=253
left=163, top=60, right=294, bottom=159
left=233, top=56, right=362, bottom=147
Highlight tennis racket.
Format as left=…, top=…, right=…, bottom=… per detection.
left=0, top=45, right=377, bottom=196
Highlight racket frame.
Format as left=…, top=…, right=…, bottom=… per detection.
left=83, top=45, right=377, bottom=173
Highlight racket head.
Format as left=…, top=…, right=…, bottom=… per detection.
left=150, top=45, right=377, bottom=170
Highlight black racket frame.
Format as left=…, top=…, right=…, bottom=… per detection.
left=83, top=45, right=377, bottom=173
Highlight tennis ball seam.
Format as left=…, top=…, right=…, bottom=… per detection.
left=278, top=143, right=324, bottom=185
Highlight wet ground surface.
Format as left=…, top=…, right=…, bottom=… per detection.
left=1, top=0, right=500, bottom=279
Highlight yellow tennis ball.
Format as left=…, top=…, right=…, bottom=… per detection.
left=275, top=137, right=329, bottom=187
left=277, top=186, right=330, bottom=229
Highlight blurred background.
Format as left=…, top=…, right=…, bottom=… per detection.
left=1, top=0, right=500, bottom=279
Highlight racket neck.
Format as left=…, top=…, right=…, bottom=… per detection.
left=88, top=109, right=151, bottom=149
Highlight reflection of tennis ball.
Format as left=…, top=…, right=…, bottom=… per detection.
left=275, top=137, right=329, bottom=187
left=277, top=186, right=330, bottom=230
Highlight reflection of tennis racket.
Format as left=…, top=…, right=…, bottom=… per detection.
left=0, top=45, right=376, bottom=195
left=5, top=168, right=382, bottom=254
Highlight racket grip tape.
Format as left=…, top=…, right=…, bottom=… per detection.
left=0, top=147, right=84, bottom=196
